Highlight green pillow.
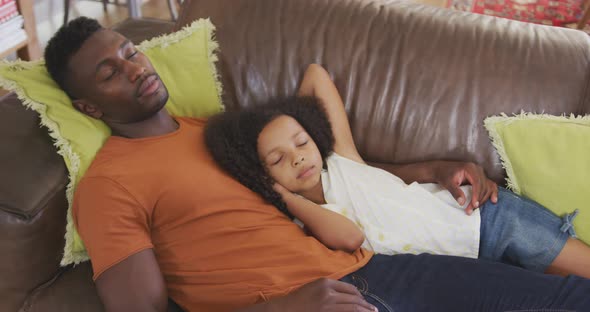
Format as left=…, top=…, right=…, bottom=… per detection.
left=0, top=19, right=223, bottom=266
left=485, top=113, right=589, bottom=245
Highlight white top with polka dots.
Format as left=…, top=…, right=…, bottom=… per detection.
left=320, top=153, right=481, bottom=258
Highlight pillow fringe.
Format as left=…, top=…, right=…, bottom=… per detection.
left=484, top=111, right=590, bottom=195
left=203, top=21, right=224, bottom=111
left=484, top=113, right=521, bottom=194
left=137, top=18, right=224, bottom=111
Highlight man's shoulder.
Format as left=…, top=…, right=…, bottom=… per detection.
left=80, top=137, right=155, bottom=192
left=79, top=115, right=212, bottom=193
left=83, top=138, right=137, bottom=178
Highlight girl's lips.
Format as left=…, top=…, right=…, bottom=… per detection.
left=297, top=166, right=315, bottom=179
left=137, top=75, right=159, bottom=97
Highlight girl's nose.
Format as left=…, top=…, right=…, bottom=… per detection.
left=293, top=155, right=305, bottom=166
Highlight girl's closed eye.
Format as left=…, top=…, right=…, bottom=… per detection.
left=269, top=155, right=283, bottom=166
left=295, top=134, right=309, bottom=147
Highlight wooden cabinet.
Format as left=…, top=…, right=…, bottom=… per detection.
left=0, top=0, right=41, bottom=60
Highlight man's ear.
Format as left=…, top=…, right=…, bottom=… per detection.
left=72, top=99, right=103, bottom=119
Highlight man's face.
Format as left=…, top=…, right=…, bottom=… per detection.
left=67, top=29, right=169, bottom=124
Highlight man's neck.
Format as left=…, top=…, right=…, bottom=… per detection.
left=109, top=110, right=179, bottom=139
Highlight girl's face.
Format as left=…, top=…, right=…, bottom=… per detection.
left=257, top=115, right=323, bottom=194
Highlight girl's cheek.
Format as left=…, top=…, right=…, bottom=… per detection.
left=268, top=168, right=281, bottom=182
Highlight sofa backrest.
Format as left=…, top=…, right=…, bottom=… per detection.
left=177, top=0, right=590, bottom=184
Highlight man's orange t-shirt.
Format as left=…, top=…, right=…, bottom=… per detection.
left=73, top=117, right=372, bottom=311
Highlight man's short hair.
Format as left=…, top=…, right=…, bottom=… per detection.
left=44, top=17, right=103, bottom=99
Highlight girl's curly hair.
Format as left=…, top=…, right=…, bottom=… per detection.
left=205, top=96, right=335, bottom=219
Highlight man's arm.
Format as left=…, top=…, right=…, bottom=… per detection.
left=95, top=249, right=168, bottom=312
left=370, top=160, right=498, bottom=215
left=97, top=251, right=378, bottom=312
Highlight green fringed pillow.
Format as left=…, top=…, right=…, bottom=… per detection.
left=0, top=19, right=223, bottom=266
left=485, top=113, right=590, bottom=244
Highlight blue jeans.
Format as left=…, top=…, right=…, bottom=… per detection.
left=479, top=187, right=572, bottom=272
left=341, top=254, right=590, bottom=312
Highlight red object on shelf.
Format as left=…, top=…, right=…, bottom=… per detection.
left=0, top=0, right=18, bottom=24
left=447, top=0, right=589, bottom=33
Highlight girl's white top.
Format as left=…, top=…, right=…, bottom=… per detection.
left=320, top=153, right=480, bottom=258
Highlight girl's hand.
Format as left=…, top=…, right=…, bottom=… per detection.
left=273, top=182, right=364, bottom=252
left=273, top=183, right=291, bottom=198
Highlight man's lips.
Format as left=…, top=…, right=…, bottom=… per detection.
left=137, top=75, right=159, bottom=98
left=297, top=166, right=315, bottom=179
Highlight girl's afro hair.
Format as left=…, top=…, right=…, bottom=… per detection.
left=204, top=96, right=335, bottom=218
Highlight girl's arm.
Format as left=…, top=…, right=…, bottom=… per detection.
left=297, top=64, right=365, bottom=164
left=298, top=64, right=498, bottom=214
left=274, top=184, right=365, bottom=253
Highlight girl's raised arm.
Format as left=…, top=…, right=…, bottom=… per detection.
left=297, top=64, right=365, bottom=164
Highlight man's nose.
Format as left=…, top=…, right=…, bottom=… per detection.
left=292, top=155, right=305, bottom=166
left=122, top=60, right=145, bottom=82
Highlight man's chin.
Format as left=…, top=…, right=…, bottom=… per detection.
left=153, top=90, right=169, bottom=111
left=126, top=96, right=169, bottom=123
left=143, top=88, right=169, bottom=113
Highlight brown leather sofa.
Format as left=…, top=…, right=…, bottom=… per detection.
left=2, top=0, right=590, bottom=311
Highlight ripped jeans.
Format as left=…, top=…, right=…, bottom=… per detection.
left=340, top=188, right=588, bottom=311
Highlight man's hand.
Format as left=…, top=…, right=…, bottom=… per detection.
left=434, top=162, right=498, bottom=215
left=274, top=278, right=378, bottom=312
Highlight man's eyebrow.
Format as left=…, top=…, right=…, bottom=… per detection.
left=94, top=39, right=132, bottom=74
left=265, top=131, right=304, bottom=157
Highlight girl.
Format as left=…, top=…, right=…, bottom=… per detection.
left=205, top=64, right=590, bottom=278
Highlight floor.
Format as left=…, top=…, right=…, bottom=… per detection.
left=23, top=0, right=449, bottom=53
left=0, top=0, right=178, bottom=95
left=1, top=0, right=445, bottom=96
left=34, top=0, right=178, bottom=51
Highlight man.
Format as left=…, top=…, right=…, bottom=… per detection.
left=44, top=17, right=590, bottom=312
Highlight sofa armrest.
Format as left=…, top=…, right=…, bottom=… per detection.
left=176, top=0, right=590, bottom=183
